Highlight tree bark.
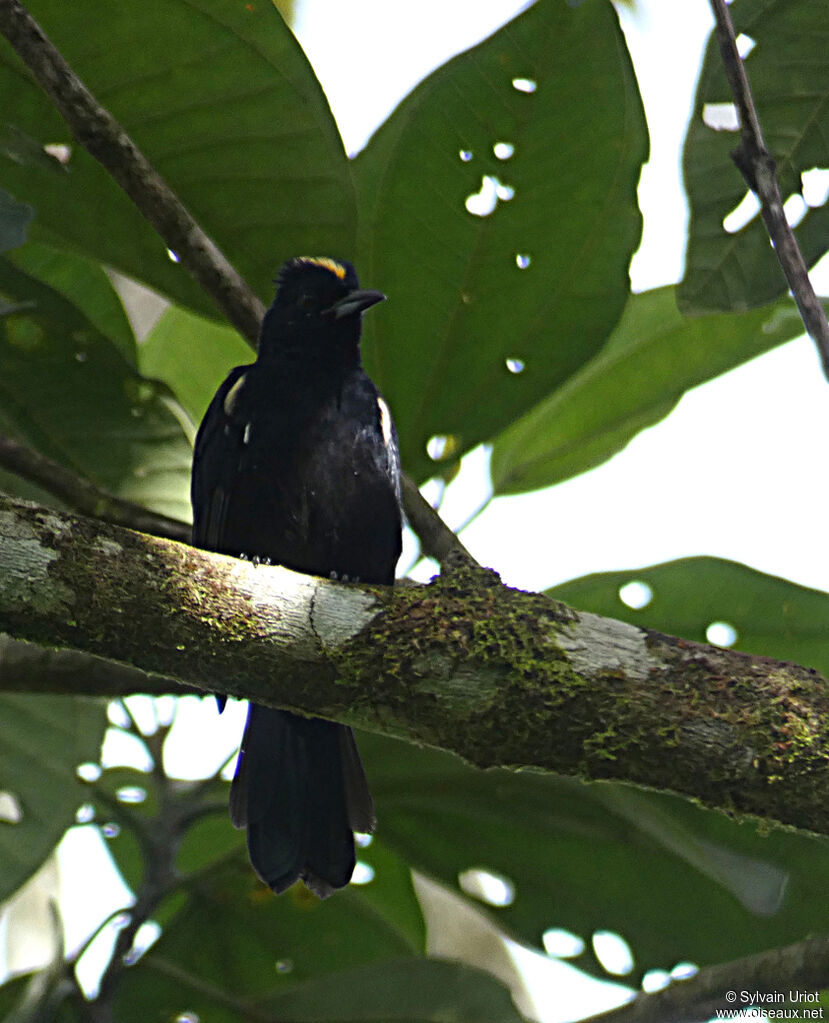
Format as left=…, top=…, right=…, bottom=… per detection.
left=2, top=493, right=829, bottom=841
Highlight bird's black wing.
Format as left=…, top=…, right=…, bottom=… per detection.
left=191, top=364, right=251, bottom=555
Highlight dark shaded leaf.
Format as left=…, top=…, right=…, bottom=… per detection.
left=0, top=0, right=355, bottom=317
left=359, top=730, right=829, bottom=980
left=113, top=854, right=427, bottom=1022
left=0, top=188, right=33, bottom=254
left=0, top=247, right=193, bottom=520
left=680, top=0, right=829, bottom=312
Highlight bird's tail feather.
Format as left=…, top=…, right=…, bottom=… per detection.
left=230, top=703, right=372, bottom=897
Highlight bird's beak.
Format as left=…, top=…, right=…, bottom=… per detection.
left=325, top=288, right=386, bottom=320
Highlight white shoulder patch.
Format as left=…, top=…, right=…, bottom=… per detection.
left=223, top=373, right=247, bottom=417
left=377, top=397, right=393, bottom=446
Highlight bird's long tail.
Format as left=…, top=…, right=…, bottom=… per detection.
left=229, top=703, right=375, bottom=898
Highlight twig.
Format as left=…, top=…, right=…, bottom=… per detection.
left=708, top=0, right=829, bottom=380
left=0, top=0, right=265, bottom=345
left=586, top=933, right=829, bottom=1023
left=0, top=432, right=191, bottom=542
left=400, top=473, right=477, bottom=566
left=0, top=0, right=470, bottom=567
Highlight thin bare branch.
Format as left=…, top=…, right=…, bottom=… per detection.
left=708, top=0, right=829, bottom=380
left=0, top=433, right=190, bottom=542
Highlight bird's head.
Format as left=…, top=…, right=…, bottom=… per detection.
left=258, top=256, right=385, bottom=364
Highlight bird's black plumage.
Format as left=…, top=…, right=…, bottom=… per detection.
left=191, top=256, right=402, bottom=897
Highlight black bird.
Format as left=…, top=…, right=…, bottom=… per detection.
left=191, top=256, right=402, bottom=897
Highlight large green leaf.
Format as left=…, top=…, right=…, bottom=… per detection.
left=547, top=555, right=829, bottom=679
left=0, top=0, right=355, bottom=318
left=139, top=303, right=252, bottom=425
left=490, top=288, right=808, bottom=494
left=0, top=188, right=33, bottom=254
left=113, top=855, right=430, bottom=1023
left=680, top=0, right=829, bottom=313
left=0, top=694, right=107, bottom=904
left=354, top=0, right=647, bottom=483
left=0, top=245, right=193, bottom=520
left=259, top=959, right=526, bottom=1022
left=359, top=730, right=829, bottom=981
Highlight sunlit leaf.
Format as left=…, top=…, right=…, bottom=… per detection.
left=355, top=0, right=647, bottom=482
left=547, top=555, right=829, bottom=678
left=0, top=695, right=107, bottom=903
left=491, top=288, right=808, bottom=494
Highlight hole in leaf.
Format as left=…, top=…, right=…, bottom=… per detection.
left=351, top=861, right=375, bottom=885
left=505, top=357, right=525, bottom=374
left=426, top=434, right=459, bottom=462
left=493, top=141, right=515, bottom=160
left=592, top=930, right=634, bottom=976
left=116, top=786, right=147, bottom=805
left=802, top=167, right=829, bottom=208
left=671, top=962, right=699, bottom=980
left=642, top=969, right=671, bottom=993
left=618, top=581, right=653, bottom=610
left=102, top=822, right=121, bottom=839
left=465, top=175, right=498, bottom=216
left=783, top=193, right=807, bottom=228
left=542, top=928, right=585, bottom=958
left=123, top=920, right=161, bottom=966
left=75, top=803, right=96, bottom=824
left=459, top=868, right=515, bottom=907
left=494, top=179, right=514, bottom=201
left=175, top=1014, right=200, bottom=1023
left=275, top=959, right=294, bottom=974
left=735, top=33, right=756, bottom=58
left=43, top=142, right=72, bottom=164
left=0, top=791, right=22, bottom=824
left=512, top=77, right=537, bottom=93
left=459, top=149, right=473, bottom=162
left=515, top=253, right=531, bottom=269
left=722, top=190, right=761, bottom=234
left=706, top=621, right=737, bottom=647
left=76, top=762, right=102, bottom=783
left=166, top=248, right=180, bottom=263
left=702, top=102, right=740, bottom=132
left=355, top=832, right=373, bottom=848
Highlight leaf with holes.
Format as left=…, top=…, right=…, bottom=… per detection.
left=354, top=0, right=647, bottom=483
left=359, top=730, right=829, bottom=982
left=113, top=853, right=429, bottom=1022
left=0, top=694, right=107, bottom=904
left=680, top=0, right=829, bottom=312
left=0, top=0, right=354, bottom=317
left=490, top=287, right=809, bottom=494
left=547, top=555, right=829, bottom=678
left=0, top=245, right=193, bottom=521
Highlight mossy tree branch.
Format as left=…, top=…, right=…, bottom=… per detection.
left=2, top=493, right=829, bottom=840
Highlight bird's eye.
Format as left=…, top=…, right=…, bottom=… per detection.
left=298, top=293, right=316, bottom=312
